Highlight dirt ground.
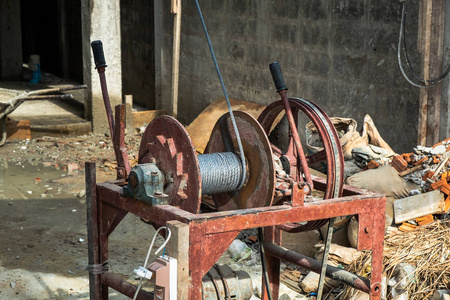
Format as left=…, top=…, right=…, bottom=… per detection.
left=0, top=134, right=308, bottom=300
left=0, top=134, right=152, bottom=299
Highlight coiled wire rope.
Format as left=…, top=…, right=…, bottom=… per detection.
left=193, top=0, right=246, bottom=190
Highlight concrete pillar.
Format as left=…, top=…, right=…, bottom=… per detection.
left=0, top=1, right=23, bottom=80
left=81, top=0, right=122, bottom=134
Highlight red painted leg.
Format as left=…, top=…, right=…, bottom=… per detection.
left=86, top=162, right=102, bottom=299
left=369, top=200, right=386, bottom=300
left=261, top=226, right=281, bottom=300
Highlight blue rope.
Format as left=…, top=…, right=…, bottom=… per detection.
left=193, top=0, right=246, bottom=189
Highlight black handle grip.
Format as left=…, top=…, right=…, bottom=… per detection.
left=91, top=40, right=107, bottom=69
left=269, top=62, right=288, bottom=92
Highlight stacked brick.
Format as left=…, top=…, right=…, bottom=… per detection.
left=391, top=155, right=408, bottom=172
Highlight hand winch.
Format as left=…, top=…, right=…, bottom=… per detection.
left=123, top=63, right=344, bottom=235
left=124, top=110, right=275, bottom=215
left=88, top=39, right=386, bottom=300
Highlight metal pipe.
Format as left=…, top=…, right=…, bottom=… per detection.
left=263, top=242, right=371, bottom=294
left=101, top=272, right=154, bottom=300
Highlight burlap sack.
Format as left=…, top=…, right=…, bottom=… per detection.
left=306, top=115, right=395, bottom=161
left=346, top=165, right=419, bottom=199
left=306, top=117, right=367, bottom=160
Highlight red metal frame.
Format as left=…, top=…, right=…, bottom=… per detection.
left=86, top=161, right=386, bottom=300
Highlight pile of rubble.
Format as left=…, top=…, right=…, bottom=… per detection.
left=368, top=139, right=450, bottom=230
left=3, top=134, right=141, bottom=177
left=305, top=115, right=450, bottom=299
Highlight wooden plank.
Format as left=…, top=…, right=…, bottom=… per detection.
left=6, top=119, right=31, bottom=141
left=124, top=95, right=133, bottom=134
left=166, top=220, right=189, bottom=300
left=132, top=110, right=166, bottom=129
left=393, top=190, right=445, bottom=223
left=399, top=222, right=417, bottom=232
left=398, top=164, right=424, bottom=177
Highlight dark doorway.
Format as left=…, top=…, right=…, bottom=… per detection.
left=21, top=0, right=83, bottom=83
left=120, top=0, right=156, bottom=109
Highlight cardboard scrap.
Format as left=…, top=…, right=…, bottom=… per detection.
left=315, top=243, right=362, bottom=266
left=185, top=98, right=269, bottom=154
left=132, top=110, right=166, bottom=129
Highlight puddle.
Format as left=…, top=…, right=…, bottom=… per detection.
left=0, top=160, right=84, bottom=201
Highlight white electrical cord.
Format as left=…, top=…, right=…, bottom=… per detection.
left=132, top=226, right=172, bottom=300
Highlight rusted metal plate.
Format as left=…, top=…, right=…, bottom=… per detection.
left=138, top=115, right=202, bottom=214
left=206, top=111, right=275, bottom=210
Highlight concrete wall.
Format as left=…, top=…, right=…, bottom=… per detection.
left=0, top=1, right=23, bottom=80
left=158, top=0, right=420, bottom=153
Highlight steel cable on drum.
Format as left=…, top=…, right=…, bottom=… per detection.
left=198, top=152, right=243, bottom=194
left=194, top=0, right=246, bottom=190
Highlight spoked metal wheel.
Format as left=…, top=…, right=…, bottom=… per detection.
left=258, top=97, right=344, bottom=232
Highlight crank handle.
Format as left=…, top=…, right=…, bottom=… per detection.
left=269, top=62, right=288, bottom=93
left=91, top=40, right=107, bottom=69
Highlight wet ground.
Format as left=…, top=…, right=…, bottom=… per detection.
left=0, top=136, right=157, bottom=299
left=0, top=136, right=307, bottom=299
left=0, top=160, right=156, bottom=299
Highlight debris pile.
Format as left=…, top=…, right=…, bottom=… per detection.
left=4, top=134, right=141, bottom=177
left=343, top=220, right=450, bottom=300
left=365, top=138, right=450, bottom=230
left=307, top=114, right=450, bottom=299
left=338, top=136, right=450, bottom=299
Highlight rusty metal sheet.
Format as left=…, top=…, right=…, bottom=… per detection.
left=138, top=115, right=202, bottom=214
left=206, top=111, right=275, bottom=210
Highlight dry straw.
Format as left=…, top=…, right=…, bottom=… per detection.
left=342, top=220, right=450, bottom=299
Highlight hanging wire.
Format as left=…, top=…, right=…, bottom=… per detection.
left=398, top=0, right=450, bottom=88
left=132, top=226, right=172, bottom=300
left=193, top=0, right=246, bottom=189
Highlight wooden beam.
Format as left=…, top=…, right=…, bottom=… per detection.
left=166, top=220, right=189, bottom=300
left=171, top=0, right=182, bottom=118
left=418, top=0, right=446, bottom=146
left=124, top=95, right=133, bottom=135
